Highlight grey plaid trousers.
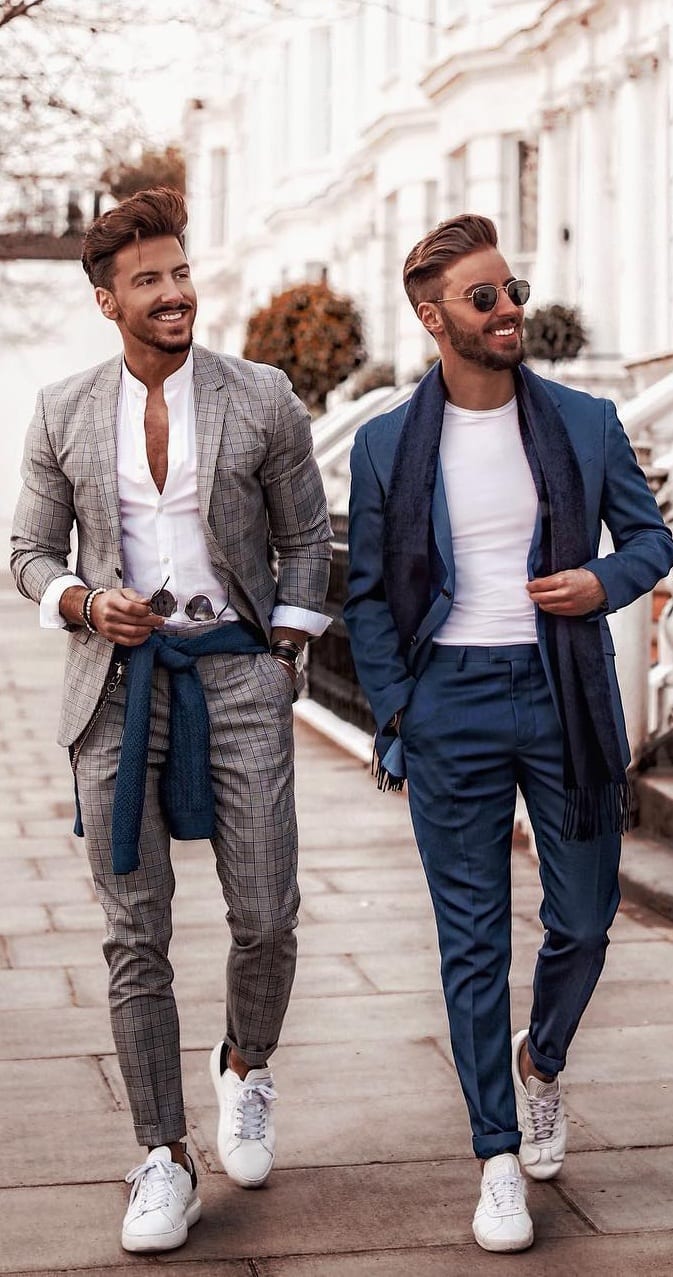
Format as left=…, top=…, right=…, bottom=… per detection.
left=75, top=644, right=299, bottom=1147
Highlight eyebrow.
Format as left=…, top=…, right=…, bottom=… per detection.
left=129, top=263, right=191, bottom=284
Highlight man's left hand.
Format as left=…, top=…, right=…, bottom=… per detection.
left=526, top=568, right=607, bottom=616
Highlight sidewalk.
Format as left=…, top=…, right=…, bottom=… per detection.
left=2, top=580, right=673, bottom=1276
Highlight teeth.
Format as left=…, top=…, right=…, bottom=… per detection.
left=493, top=326, right=515, bottom=336
left=156, top=312, right=183, bottom=321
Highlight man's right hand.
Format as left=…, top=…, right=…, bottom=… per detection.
left=60, top=586, right=165, bottom=646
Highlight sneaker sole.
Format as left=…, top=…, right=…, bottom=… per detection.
left=472, top=1222, right=534, bottom=1253
left=121, top=1197, right=202, bottom=1253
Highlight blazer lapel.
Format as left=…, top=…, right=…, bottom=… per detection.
left=192, top=344, right=231, bottom=520
left=88, top=355, right=123, bottom=547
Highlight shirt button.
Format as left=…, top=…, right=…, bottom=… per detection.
left=162, top=557, right=169, bottom=564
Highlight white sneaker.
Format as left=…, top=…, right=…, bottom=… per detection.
left=121, top=1146, right=201, bottom=1253
left=512, top=1028, right=567, bottom=1180
left=209, top=1041, right=277, bottom=1188
left=472, top=1153, right=534, bottom=1253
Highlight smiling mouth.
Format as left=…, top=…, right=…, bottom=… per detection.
left=489, top=325, right=518, bottom=338
left=152, top=309, right=190, bottom=323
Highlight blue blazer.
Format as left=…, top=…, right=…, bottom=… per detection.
left=344, top=366, right=673, bottom=768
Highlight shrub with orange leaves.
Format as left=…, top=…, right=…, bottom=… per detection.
left=243, top=280, right=366, bottom=412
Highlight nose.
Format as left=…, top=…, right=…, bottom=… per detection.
left=492, top=285, right=520, bottom=319
left=159, top=276, right=189, bottom=306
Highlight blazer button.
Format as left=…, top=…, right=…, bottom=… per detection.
left=115, top=567, right=122, bottom=578
left=410, top=635, right=417, bottom=645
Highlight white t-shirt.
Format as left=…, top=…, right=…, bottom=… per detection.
left=433, top=395, right=539, bottom=645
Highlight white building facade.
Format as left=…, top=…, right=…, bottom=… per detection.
left=184, top=0, right=673, bottom=394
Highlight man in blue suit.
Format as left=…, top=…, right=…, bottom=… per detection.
left=344, top=214, right=673, bottom=1253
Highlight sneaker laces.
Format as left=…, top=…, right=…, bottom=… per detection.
left=484, top=1171, right=526, bottom=1215
left=125, top=1157, right=181, bottom=1215
left=524, top=1085, right=562, bottom=1142
left=233, top=1078, right=277, bottom=1140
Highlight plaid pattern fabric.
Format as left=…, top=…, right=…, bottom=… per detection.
left=10, top=344, right=332, bottom=746
left=75, top=647, right=298, bottom=1147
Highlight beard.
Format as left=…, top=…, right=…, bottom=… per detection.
left=117, top=303, right=195, bottom=356
left=438, top=305, right=525, bottom=371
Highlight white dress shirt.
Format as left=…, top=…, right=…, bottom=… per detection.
left=40, top=350, right=331, bottom=636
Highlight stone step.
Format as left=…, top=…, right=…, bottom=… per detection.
left=634, top=767, right=673, bottom=842
left=620, top=826, right=673, bottom=924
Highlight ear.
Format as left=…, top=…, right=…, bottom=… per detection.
left=416, top=300, right=443, bottom=338
left=95, top=287, right=118, bottom=321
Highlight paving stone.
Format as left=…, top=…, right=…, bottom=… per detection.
left=0, top=1007, right=114, bottom=1059
left=0, top=969, right=72, bottom=1011
left=564, top=1024, right=673, bottom=1083
left=254, top=1233, right=673, bottom=1277
left=0, top=877, right=94, bottom=905
left=8, top=930, right=102, bottom=968
left=0, top=1056, right=115, bottom=1116
left=297, top=918, right=441, bottom=956
left=279, top=990, right=448, bottom=1047
left=4, top=1111, right=140, bottom=1188
left=0, top=859, right=38, bottom=879
left=0, top=906, right=51, bottom=935
left=0, top=837, right=80, bottom=861
left=578, top=980, right=673, bottom=1028
left=561, top=1146, right=673, bottom=1233
left=564, top=1080, right=673, bottom=1148
left=48, top=903, right=106, bottom=932
left=300, top=892, right=435, bottom=924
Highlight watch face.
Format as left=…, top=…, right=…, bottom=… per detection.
left=294, top=649, right=305, bottom=674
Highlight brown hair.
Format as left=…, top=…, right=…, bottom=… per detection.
left=403, top=214, right=498, bottom=310
left=81, top=187, right=188, bottom=289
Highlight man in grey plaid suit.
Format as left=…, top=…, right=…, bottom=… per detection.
left=10, top=188, right=332, bottom=1252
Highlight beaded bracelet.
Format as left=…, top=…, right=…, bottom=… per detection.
left=81, top=587, right=105, bottom=634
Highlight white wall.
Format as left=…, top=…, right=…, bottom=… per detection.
left=1, top=259, right=120, bottom=563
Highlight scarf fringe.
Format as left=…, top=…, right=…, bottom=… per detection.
left=561, top=780, right=632, bottom=842
left=371, top=745, right=406, bottom=793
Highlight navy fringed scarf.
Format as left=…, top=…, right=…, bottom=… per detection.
left=381, top=360, right=630, bottom=841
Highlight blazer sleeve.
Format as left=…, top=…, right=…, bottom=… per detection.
left=259, top=369, right=332, bottom=613
left=10, top=390, right=77, bottom=604
left=583, top=400, right=673, bottom=611
left=343, top=426, right=417, bottom=731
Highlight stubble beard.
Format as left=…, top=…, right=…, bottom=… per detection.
left=439, top=306, right=525, bottom=371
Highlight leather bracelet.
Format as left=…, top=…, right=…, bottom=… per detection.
left=81, top=587, right=105, bottom=634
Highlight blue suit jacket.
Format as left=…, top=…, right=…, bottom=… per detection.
left=344, top=366, right=673, bottom=769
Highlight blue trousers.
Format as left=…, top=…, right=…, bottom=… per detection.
left=400, top=643, right=621, bottom=1159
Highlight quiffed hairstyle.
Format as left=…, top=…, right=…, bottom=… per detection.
left=403, top=214, right=498, bottom=310
left=81, top=187, right=188, bottom=290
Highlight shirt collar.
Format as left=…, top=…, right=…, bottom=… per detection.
left=121, top=347, right=194, bottom=400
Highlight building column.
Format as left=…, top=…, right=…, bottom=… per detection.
left=615, top=52, right=659, bottom=361
left=535, top=107, right=571, bottom=305
left=576, top=80, right=615, bottom=355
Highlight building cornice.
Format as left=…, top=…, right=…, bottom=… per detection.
left=420, top=0, right=603, bottom=100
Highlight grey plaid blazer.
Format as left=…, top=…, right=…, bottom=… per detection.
left=10, top=344, right=332, bottom=747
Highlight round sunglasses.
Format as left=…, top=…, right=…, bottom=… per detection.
left=430, top=279, right=530, bottom=313
left=149, top=577, right=229, bottom=622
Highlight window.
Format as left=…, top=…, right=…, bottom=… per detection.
left=210, top=148, right=229, bottom=248
left=517, top=139, right=538, bottom=254
left=309, top=27, right=332, bottom=159
left=447, top=145, right=467, bottom=214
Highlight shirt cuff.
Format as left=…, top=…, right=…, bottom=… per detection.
left=270, top=605, right=332, bottom=637
left=39, top=574, right=86, bottom=629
